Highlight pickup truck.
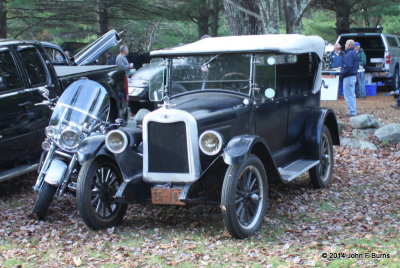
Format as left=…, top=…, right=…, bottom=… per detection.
left=336, top=31, right=400, bottom=90
left=0, top=35, right=128, bottom=182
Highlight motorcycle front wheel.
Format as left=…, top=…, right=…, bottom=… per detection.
left=77, top=157, right=127, bottom=230
left=32, top=182, right=57, bottom=220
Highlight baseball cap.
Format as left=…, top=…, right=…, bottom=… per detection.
left=354, top=42, right=360, bottom=47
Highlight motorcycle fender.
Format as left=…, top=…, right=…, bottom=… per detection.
left=44, top=159, right=67, bottom=186
left=77, top=134, right=106, bottom=165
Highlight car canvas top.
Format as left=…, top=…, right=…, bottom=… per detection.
left=151, top=34, right=325, bottom=60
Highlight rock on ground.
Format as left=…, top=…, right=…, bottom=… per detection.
left=352, top=128, right=375, bottom=139
left=337, top=121, right=346, bottom=133
left=349, top=114, right=381, bottom=129
left=340, top=137, right=378, bottom=150
left=374, top=123, right=400, bottom=144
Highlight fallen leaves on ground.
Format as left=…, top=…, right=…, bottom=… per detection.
left=0, top=93, right=399, bottom=267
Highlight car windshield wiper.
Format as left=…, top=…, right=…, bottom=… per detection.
left=202, top=54, right=219, bottom=69
left=201, top=54, right=219, bottom=90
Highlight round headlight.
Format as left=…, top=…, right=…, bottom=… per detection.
left=60, top=128, right=80, bottom=150
left=199, top=130, right=223, bottom=156
left=41, top=140, right=51, bottom=151
left=45, top=126, right=56, bottom=138
left=106, top=130, right=128, bottom=154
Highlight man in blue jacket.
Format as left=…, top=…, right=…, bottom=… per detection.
left=341, top=39, right=359, bottom=116
left=329, top=43, right=344, bottom=68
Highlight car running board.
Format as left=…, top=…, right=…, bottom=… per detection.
left=0, top=163, right=38, bottom=183
left=278, top=159, right=320, bottom=182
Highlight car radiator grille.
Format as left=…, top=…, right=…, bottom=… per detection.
left=147, top=121, right=189, bottom=173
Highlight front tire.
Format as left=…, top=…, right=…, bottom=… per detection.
left=221, top=154, right=268, bottom=239
left=309, top=126, right=334, bottom=188
left=32, top=182, right=57, bottom=220
left=77, top=158, right=127, bottom=230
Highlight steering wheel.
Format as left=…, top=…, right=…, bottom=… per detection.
left=219, top=72, right=250, bottom=92
left=171, top=83, right=187, bottom=94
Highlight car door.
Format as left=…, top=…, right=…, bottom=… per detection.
left=16, top=46, right=55, bottom=149
left=285, top=53, right=320, bottom=148
left=0, top=47, right=38, bottom=168
left=252, top=54, right=288, bottom=156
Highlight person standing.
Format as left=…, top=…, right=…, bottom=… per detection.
left=341, top=39, right=359, bottom=117
left=354, top=42, right=367, bottom=98
left=329, top=43, right=344, bottom=68
left=105, top=52, right=116, bottom=65
left=116, top=44, right=133, bottom=76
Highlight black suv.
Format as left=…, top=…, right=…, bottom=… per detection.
left=75, top=35, right=340, bottom=239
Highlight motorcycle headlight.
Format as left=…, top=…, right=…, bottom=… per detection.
left=199, top=130, right=223, bottom=156
left=45, top=126, right=57, bottom=138
left=60, top=128, right=80, bottom=150
left=106, top=130, right=128, bottom=154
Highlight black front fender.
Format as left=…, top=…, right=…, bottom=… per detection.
left=77, top=134, right=106, bottom=165
left=223, top=135, right=263, bottom=166
left=223, top=134, right=281, bottom=181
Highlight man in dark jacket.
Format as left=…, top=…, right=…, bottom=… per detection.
left=355, top=42, right=367, bottom=98
left=341, top=39, right=359, bottom=116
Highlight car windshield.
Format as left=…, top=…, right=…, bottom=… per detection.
left=49, top=80, right=110, bottom=132
left=171, top=54, right=252, bottom=95
left=148, top=53, right=295, bottom=102
left=148, top=54, right=253, bottom=101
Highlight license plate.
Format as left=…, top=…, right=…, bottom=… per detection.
left=151, top=187, right=185, bottom=205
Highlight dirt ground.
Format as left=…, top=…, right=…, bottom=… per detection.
left=0, top=92, right=399, bottom=267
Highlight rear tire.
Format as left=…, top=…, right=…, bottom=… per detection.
left=309, top=126, right=334, bottom=188
left=32, top=182, right=57, bottom=220
left=77, top=157, right=127, bottom=230
left=392, top=68, right=399, bottom=91
left=221, top=154, right=268, bottom=239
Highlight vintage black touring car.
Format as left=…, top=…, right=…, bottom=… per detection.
left=76, top=34, right=340, bottom=238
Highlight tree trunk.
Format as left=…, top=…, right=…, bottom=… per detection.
left=335, top=0, right=350, bottom=30
left=0, top=0, right=7, bottom=38
left=197, top=10, right=209, bottom=38
left=223, top=0, right=244, bottom=35
left=223, top=0, right=262, bottom=35
left=97, top=0, right=109, bottom=36
left=336, top=0, right=350, bottom=29
left=257, top=0, right=279, bottom=34
left=243, top=0, right=261, bottom=34
left=210, top=0, right=220, bottom=36
left=282, top=0, right=312, bottom=34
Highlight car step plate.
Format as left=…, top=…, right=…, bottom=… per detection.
left=151, top=187, right=185, bottom=205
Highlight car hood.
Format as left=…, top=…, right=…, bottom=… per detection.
left=73, top=29, right=122, bottom=66
left=171, top=91, right=248, bottom=121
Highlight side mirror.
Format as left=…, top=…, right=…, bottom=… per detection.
left=37, top=87, right=50, bottom=100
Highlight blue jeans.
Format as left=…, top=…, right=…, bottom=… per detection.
left=356, top=71, right=365, bottom=97
left=343, top=76, right=357, bottom=115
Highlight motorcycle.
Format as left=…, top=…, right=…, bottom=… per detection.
left=32, top=79, right=123, bottom=219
